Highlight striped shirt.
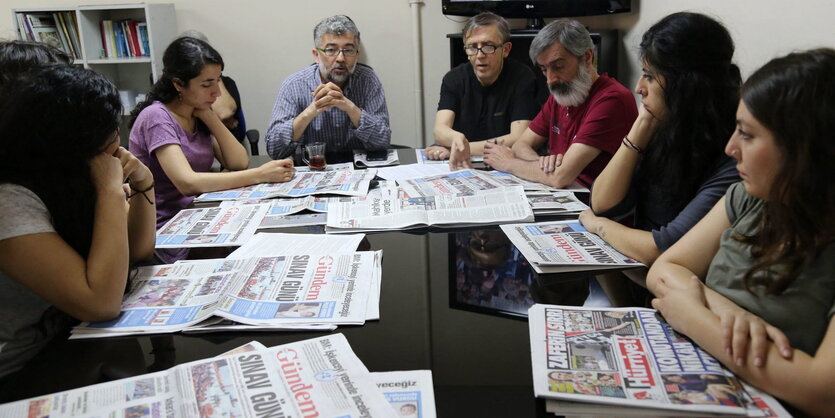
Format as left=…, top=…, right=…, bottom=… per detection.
left=265, top=63, right=391, bottom=159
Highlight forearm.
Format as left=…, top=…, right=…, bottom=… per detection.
left=204, top=116, right=248, bottom=170
left=511, top=142, right=541, bottom=161
left=86, top=190, right=131, bottom=317
left=671, top=304, right=831, bottom=416
left=506, top=159, right=577, bottom=188
left=585, top=217, right=660, bottom=264
left=292, top=108, right=316, bottom=141
left=173, top=168, right=266, bottom=196
left=433, top=125, right=463, bottom=148
left=591, top=143, right=640, bottom=212
left=353, top=109, right=391, bottom=150
left=126, top=180, right=156, bottom=262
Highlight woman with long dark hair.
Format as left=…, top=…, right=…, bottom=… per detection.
left=648, top=48, right=835, bottom=416
left=579, top=12, right=741, bottom=305
left=130, top=37, right=294, bottom=262
left=0, top=65, right=156, bottom=378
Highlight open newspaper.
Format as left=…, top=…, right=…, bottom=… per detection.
left=500, top=220, right=643, bottom=274
left=372, top=370, right=437, bottom=418
left=193, top=168, right=377, bottom=202
left=415, top=148, right=483, bottom=164
left=0, top=334, right=396, bottom=417
left=71, top=250, right=381, bottom=338
left=156, top=204, right=269, bottom=248
left=484, top=170, right=590, bottom=193
left=326, top=180, right=534, bottom=233
left=529, top=304, right=789, bottom=416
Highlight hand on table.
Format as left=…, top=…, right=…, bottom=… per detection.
left=424, top=145, right=450, bottom=161
left=482, top=140, right=515, bottom=172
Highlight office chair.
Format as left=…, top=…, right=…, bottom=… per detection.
left=246, top=129, right=260, bottom=155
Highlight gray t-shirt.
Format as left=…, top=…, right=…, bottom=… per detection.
left=706, top=182, right=835, bottom=355
left=0, top=183, right=73, bottom=378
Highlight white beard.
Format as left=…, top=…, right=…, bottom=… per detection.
left=550, top=63, right=593, bottom=107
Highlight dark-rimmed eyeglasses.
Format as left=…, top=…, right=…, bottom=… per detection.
left=464, top=44, right=500, bottom=56
left=317, top=47, right=359, bottom=57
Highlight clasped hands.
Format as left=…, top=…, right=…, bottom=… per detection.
left=652, top=275, right=793, bottom=368
left=91, top=145, right=153, bottom=209
left=309, top=82, right=356, bottom=114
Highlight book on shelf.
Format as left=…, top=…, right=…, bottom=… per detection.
left=19, top=13, right=73, bottom=57
left=529, top=304, right=791, bottom=417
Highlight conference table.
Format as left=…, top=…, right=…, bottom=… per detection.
left=3, top=149, right=600, bottom=417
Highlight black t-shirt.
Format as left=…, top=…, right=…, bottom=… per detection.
left=437, top=58, right=542, bottom=142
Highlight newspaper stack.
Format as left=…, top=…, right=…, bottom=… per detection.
left=529, top=304, right=792, bottom=417
left=193, top=168, right=377, bottom=202
left=72, top=233, right=381, bottom=338
left=0, top=334, right=439, bottom=418
left=156, top=204, right=270, bottom=248
left=326, top=170, right=535, bottom=232
left=500, top=220, right=643, bottom=274
left=525, top=191, right=589, bottom=217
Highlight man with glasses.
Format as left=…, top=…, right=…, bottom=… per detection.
left=425, top=12, right=542, bottom=169
left=265, top=15, right=391, bottom=159
left=483, top=19, right=636, bottom=188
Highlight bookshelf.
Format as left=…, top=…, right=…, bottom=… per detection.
left=11, top=3, right=177, bottom=122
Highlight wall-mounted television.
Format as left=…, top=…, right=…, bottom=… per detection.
left=442, top=0, right=631, bottom=29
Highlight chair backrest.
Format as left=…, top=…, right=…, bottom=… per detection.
left=245, top=129, right=260, bottom=155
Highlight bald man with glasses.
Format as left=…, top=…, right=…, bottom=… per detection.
left=424, top=12, right=542, bottom=169
left=266, top=15, right=391, bottom=159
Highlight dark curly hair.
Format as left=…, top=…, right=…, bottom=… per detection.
left=737, top=48, right=835, bottom=294
left=130, top=36, right=223, bottom=133
left=636, top=12, right=741, bottom=210
left=0, top=66, right=122, bottom=257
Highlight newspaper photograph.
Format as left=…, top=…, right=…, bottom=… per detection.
left=397, top=169, right=506, bottom=198
left=0, top=334, right=395, bottom=418
left=485, top=170, right=590, bottom=193
left=372, top=370, right=437, bottom=418
left=156, top=204, right=269, bottom=248
left=327, top=183, right=534, bottom=232
left=528, top=304, right=780, bottom=416
left=415, top=148, right=483, bottom=164
left=194, top=168, right=377, bottom=202
left=500, top=221, right=643, bottom=274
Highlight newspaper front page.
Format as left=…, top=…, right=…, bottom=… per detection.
left=397, top=169, right=505, bottom=197
left=0, top=334, right=395, bottom=418
left=326, top=182, right=534, bottom=232
left=71, top=250, right=380, bottom=337
left=500, top=221, right=643, bottom=274
left=156, top=204, right=269, bottom=248
left=528, top=304, right=785, bottom=416
left=194, top=168, right=377, bottom=202
left=372, top=370, right=437, bottom=418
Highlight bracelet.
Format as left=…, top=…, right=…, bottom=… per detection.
left=622, top=136, right=644, bottom=154
left=127, top=181, right=154, bottom=205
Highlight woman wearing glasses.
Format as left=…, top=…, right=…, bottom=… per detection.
left=129, top=36, right=294, bottom=263
left=648, top=48, right=835, bottom=417
left=579, top=13, right=741, bottom=305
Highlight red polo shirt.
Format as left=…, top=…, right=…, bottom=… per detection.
left=528, top=74, right=637, bottom=187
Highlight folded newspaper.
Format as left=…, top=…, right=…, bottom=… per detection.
left=526, top=191, right=589, bottom=216
left=71, top=250, right=382, bottom=338
left=372, top=370, right=438, bottom=418
left=156, top=204, right=269, bottom=248
left=355, top=149, right=400, bottom=167
left=500, top=220, right=643, bottom=274
left=529, top=304, right=791, bottom=417
left=326, top=180, right=534, bottom=233
left=415, top=148, right=483, bottom=164
left=0, top=334, right=399, bottom=417
left=193, top=168, right=377, bottom=202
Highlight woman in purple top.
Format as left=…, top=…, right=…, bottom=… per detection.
left=129, top=37, right=294, bottom=263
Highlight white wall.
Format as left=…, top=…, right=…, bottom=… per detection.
left=3, top=0, right=834, bottom=152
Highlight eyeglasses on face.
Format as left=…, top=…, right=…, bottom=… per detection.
left=464, top=44, right=501, bottom=56
left=317, top=47, right=359, bottom=57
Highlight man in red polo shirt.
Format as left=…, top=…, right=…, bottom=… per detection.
left=484, top=19, right=636, bottom=188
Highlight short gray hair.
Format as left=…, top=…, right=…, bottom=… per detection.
left=529, top=19, right=593, bottom=64
left=462, top=12, right=510, bottom=44
left=313, top=15, right=361, bottom=47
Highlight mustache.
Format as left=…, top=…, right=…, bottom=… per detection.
left=548, top=82, right=572, bottom=95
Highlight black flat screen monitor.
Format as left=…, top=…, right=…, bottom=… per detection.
left=442, top=0, right=631, bottom=24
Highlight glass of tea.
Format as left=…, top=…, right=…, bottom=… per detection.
left=303, top=142, right=327, bottom=171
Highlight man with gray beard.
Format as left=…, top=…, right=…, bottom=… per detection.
left=265, top=15, right=391, bottom=159
left=484, top=19, right=636, bottom=188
